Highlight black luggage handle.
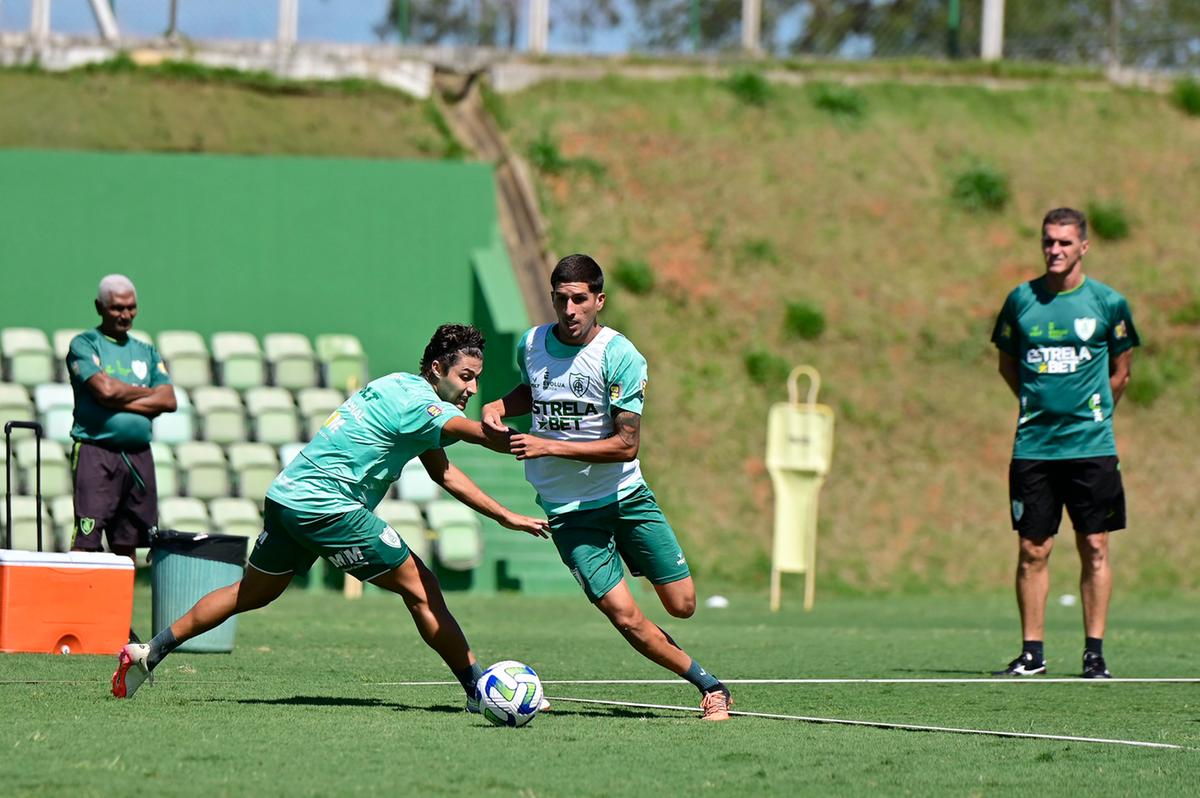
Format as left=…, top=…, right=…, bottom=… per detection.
left=4, top=420, right=43, bottom=552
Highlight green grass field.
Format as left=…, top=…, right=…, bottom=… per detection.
left=2, top=584, right=1196, bottom=796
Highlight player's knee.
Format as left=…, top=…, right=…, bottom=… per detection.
left=665, top=596, right=695, bottom=619
left=604, top=605, right=644, bottom=634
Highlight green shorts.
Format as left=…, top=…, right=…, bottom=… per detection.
left=549, top=484, right=690, bottom=602
left=249, top=498, right=411, bottom=582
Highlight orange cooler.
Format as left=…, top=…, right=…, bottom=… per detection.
left=0, top=550, right=134, bottom=655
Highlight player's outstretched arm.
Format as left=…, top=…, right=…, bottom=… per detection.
left=510, top=409, right=640, bottom=463
left=441, top=416, right=513, bottom=454
left=418, top=449, right=549, bottom=538
left=482, top=385, right=533, bottom=431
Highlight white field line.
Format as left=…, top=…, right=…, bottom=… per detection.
left=544, top=695, right=1191, bottom=751
left=366, top=677, right=1200, bottom=686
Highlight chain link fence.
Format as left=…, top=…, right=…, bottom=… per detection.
left=0, top=1, right=1196, bottom=73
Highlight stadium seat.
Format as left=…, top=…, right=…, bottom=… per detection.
left=226, top=441, right=279, bottom=501
left=49, top=494, right=76, bottom=552
left=264, top=333, right=318, bottom=390
left=244, top=386, right=300, bottom=446
left=0, top=495, right=52, bottom=552
left=315, top=334, right=368, bottom=392
left=191, top=386, right=247, bottom=445
left=14, top=436, right=71, bottom=499
left=0, top=382, right=34, bottom=429
left=174, top=440, right=230, bottom=500
left=425, top=500, right=483, bottom=571
left=52, top=328, right=84, bottom=381
left=150, top=441, right=178, bottom=498
left=156, top=330, right=213, bottom=390
left=129, top=329, right=154, bottom=347
left=278, top=441, right=306, bottom=468
left=375, top=499, right=431, bottom=563
left=152, top=385, right=196, bottom=444
left=158, top=496, right=211, bottom=533
left=33, top=382, right=75, bottom=445
left=1, top=328, right=54, bottom=388
left=397, top=458, right=441, bottom=502
left=208, top=497, right=262, bottom=539
left=211, top=332, right=265, bottom=390
left=296, top=387, right=344, bottom=439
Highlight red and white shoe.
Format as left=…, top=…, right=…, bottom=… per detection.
left=112, top=643, right=153, bottom=699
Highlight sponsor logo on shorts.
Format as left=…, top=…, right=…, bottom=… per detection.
left=1074, top=317, right=1097, bottom=341
left=256, top=530, right=268, bottom=546
left=426, top=404, right=443, bottom=418
left=1011, top=500, right=1024, bottom=522
left=132, top=360, right=148, bottom=380
left=328, top=547, right=366, bottom=570
left=379, top=526, right=404, bottom=549
left=676, top=551, right=687, bottom=566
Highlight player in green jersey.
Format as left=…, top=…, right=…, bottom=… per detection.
left=113, top=325, right=549, bottom=702
left=991, top=208, right=1139, bottom=679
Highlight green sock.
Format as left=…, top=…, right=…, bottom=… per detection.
left=146, top=627, right=179, bottom=671
left=454, top=661, right=485, bottom=698
left=682, top=659, right=721, bottom=693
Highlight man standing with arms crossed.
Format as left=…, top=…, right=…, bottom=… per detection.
left=484, top=254, right=732, bottom=721
left=991, top=208, right=1139, bottom=679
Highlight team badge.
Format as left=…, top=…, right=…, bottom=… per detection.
left=609, top=384, right=621, bottom=401
left=1000, top=322, right=1012, bottom=339
left=379, top=526, right=404, bottom=549
left=569, top=373, right=590, bottom=398
left=426, top=404, right=443, bottom=417
left=1074, top=317, right=1096, bottom=341
left=1011, top=501, right=1024, bottom=522
left=132, top=360, right=148, bottom=380
left=80, top=518, right=96, bottom=535
left=1114, top=320, right=1128, bottom=339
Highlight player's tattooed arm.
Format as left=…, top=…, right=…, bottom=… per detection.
left=612, top=409, right=641, bottom=454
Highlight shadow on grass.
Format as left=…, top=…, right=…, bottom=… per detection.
left=210, top=695, right=463, bottom=713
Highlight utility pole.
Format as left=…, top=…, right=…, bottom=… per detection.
left=277, top=0, right=298, bottom=49
left=30, top=0, right=50, bottom=44
left=1108, top=0, right=1122, bottom=68
left=528, top=0, right=549, bottom=54
left=88, top=0, right=120, bottom=41
left=981, top=0, right=1005, bottom=62
left=742, top=0, right=762, bottom=55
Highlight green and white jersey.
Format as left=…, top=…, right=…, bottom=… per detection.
left=992, top=276, right=1140, bottom=460
left=267, top=372, right=464, bottom=514
left=518, top=324, right=647, bottom=514
left=67, top=328, right=172, bottom=449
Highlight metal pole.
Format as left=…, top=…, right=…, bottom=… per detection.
left=88, top=0, right=120, bottom=41
left=690, top=0, right=701, bottom=53
left=1108, top=0, right=1121, bottom=68
left=277, top=0, right=298, bottom=48
left=741, top=0, right=762, bottom=55
left=528, top=0, right=549, bottom=54
left=981, top=0, right=1005, bottom=62
left=30, top=0, right=50, bottom=43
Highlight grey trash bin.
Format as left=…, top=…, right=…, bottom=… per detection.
left=151, top=530, right=248, bottom=653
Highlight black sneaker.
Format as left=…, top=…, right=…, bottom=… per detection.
left=992, top=651, right=1047, bottom=676
left=1082, top=651, right=1111, bottom=679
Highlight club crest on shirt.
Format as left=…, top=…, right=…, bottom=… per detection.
left=131, top=360, right=148, bottom=380
left=1073, top=317, right=1096, bottom=341
left=569, top=373, right=591, bottom=398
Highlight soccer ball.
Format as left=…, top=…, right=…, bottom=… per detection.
left=476, top=660, right=543, bottom=727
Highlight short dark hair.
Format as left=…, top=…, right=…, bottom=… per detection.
left=419, top=324, right=485, bottom=379
left=1043, top=207, right=1088, bottom=240
left=550, top=254, right=604, bottom=294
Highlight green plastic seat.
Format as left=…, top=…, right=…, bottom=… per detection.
left=398, top=458, right=441, bottom=503
left=158, top=496, right=211, bottom=532
left=150, top=442, right=178, bottom=498
left=48, top=494, right=76, bottom=552
left=226, top=441, right=279, bottom=502
left=1, top=495, right=52, bottom=552
left=156, top=330, right=213, bottom=390
left=152, top=386, right=196, bottom=445
left=34, top=383, right=75, bottom=445
left=264, top=333, right=318, bottom=390
left=208, top=497, right=262, bottom=539
left=2, top=328, right=54, bottom=388
left=14, top=437, right=71, bottom=499
left=174, top=440, right=230, bottom=500
left=0, top=382, right=33, bottom=429
left=191, top=386, right=247, bottom=445
left=425, top=499, right=483, bottom=571
left=315, top=334, right=368, bottom=393
left=211, top=332, right=265, bottom=390
left=244, top=386, right=300, bottom=446
left=375, top=499, right=431, bottom=563
left=297, top=387, right=344, bottom=439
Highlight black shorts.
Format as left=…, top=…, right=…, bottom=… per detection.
left=1008, top=456, right=1126, bottom=540
left=70, top=441, right=159, bottom=551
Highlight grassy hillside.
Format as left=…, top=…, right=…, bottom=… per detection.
left=494, top=77, right=1200, bottom=592
left=3, top=64, right=1197, bottom=592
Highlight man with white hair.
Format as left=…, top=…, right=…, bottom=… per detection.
left=68, top=275, right=176, bottom=629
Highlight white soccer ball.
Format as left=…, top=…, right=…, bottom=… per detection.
left=476, top=660, right=543, bottom=727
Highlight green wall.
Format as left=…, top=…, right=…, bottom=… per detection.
left=0, top=150, right=526, bottom=394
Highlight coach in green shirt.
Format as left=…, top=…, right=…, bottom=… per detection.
left=991, top=208, right=1139, bottom=680
left=68, top=275, right=176, bottom=560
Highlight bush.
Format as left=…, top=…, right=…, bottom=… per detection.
left=1172, top=77, right=1200, bottom=117
left=738, top=238, right=779, bottom=265
left=1169, top=299, right=1200, bottom=325
left=528, top=128, right=569, bottom=174
left=809, top=83, right=867, bottom=118
left=1086, top=201, right=1131, bottom=241
left=743, top=350, right=791, bottom=386
left=726, top=70, right=771, bottom=107
left=784, top=301, right=826, bottom=340
left=612, top=259, right=655, bottom=295
left=950, top=163, right=1010, bottom=213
